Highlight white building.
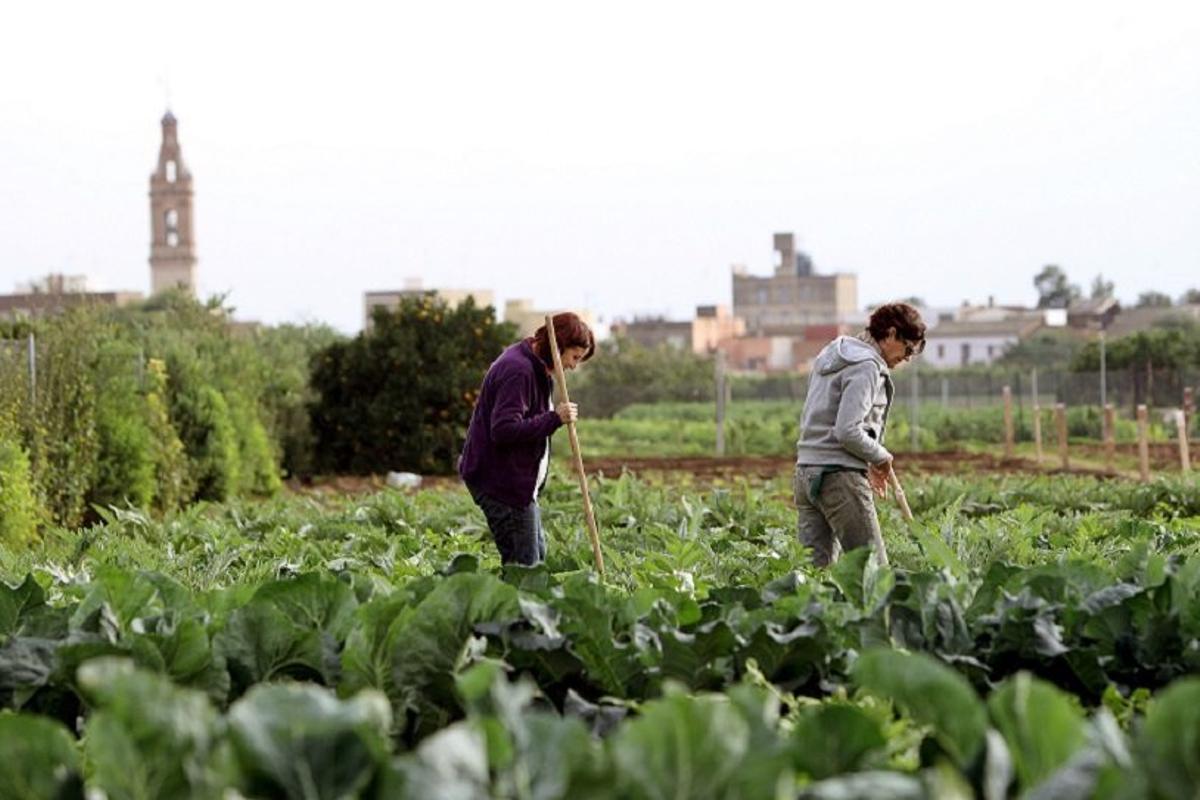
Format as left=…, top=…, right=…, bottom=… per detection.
left=923, top=318, right=1043, bottom=368
left=504, top=299, right=600, bottom=338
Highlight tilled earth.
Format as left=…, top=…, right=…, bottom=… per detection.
left=291, top=445, right=1188, bottom=496
left=582, top=451, right=1107, bottom=482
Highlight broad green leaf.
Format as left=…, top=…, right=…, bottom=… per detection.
left=736, top=619, right=827, bottom=690
left=659, top=621, right=737, bottom=689
left=390, top=573, right=519, bottom=739
left=341, top=590, right=416, bottom=706
left=215, top=601, right=328, bottom=695
left=791, top=704, right=887, bottom=780
left=0, top=574, right=45, bottom=637
left=393, top=724, right=490, bottom=800
left=829, top=547, right=873, bottom=607
left=1136, top=677, right=1200, bottom=800
left=551, top=574, right=648, bottom=698
left=0, top=713, right=83, bottom=800
left=611, top=692, right=753, bottom=800
left=129, top=615, right=229, bottom=705
left=250, top=572, right=359, bottom=641
left=987, top=672, right=1086, bottom=791
left=0, top=637, right=57, bottom=706
left=77, top=657, right=223, bottom=800
left=69, top=570, right=191, bottom=634
left=227, top=683, right=391, bottom=800
left=799, top=770, right=925, bottom=800
left=514, top=714, right=609, bottom=800
left=852, top=649, right=987, bottom=768
left=453, top=663, right=609, bottom=800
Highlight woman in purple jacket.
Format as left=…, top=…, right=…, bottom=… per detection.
left=459, top=312, right=595, bottom=565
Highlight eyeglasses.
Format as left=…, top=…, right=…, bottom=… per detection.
left=902, top=338, right=925, bottom=358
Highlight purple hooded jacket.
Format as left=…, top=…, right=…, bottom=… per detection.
left=459, top=340, right=562, bottom=507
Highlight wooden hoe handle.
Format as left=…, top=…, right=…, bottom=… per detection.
left=545, top=315, right=605, bottom=577
left=889, top=466, right=914, bottom=521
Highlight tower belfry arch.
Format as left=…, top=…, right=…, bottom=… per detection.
left=149, top=110, right=197, bottom=294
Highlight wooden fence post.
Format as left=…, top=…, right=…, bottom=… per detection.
left=715, top=351, right=727, bottom=457
left=1177, top=409, right=1192, bottom=473
left=1055, top=403, right=1069, bottom=470
left=1002, top=385, right=1014, bottom=459
left=1137, top=404, right=1150, bottom=483
left=1103, top=403, right=1116, bottom=473
left=1185, top=387, right=1195, bottom=440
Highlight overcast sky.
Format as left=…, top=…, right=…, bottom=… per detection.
left=2, top=1, right=1198, bottom=333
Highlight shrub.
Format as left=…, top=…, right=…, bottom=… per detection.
left=26, top=312, right=100, bottom=527
left=192, top=387, right=241, bottom=502
left=0, top=424, right=41, bottom=546
left=229, top=393, right=281, bottom=496
left=254, top=323, right=345, bottom=479
left=144, top=359, right=191, bottom=513
left=171, top=377, right=241, bottom=503
left=88, top=343, right=156, bottom=514
left=90, top=397, right=156, bottom=512
left=570, top=337, right=715, bottom=418
left=309, top=296, right=515, bottom=474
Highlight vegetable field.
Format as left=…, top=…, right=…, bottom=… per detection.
left=3, top=469, right=1200, bottom=798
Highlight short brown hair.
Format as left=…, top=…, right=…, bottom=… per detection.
left=867, top=302, right=926, bottom=349
left=530, top=312, right=595, bottom=365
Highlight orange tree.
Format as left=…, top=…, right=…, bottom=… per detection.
left=309, top=296, right=514, bottom=475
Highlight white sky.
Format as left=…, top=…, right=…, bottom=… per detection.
left=1, top=0, right=1198, bottom=333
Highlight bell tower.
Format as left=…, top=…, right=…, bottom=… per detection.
left=149, top=110, right=197, bottom=294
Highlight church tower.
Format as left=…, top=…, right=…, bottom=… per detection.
left=149, top=110, right=197, bottom=294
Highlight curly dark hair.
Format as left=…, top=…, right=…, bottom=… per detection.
left=529, top=312, right=596, bottom=366
left=867, top=302, right=926, bottom=351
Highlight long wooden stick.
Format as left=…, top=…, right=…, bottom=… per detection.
left=889, top=467, right=913, bottom=521
left=544, top=315, right=604, bottom=576
left=1177, top=408, right=1192, bottom=473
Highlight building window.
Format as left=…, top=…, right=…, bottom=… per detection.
left=165, top=209, right=179, bottom=247
left=937, top=344, right=945, bottom=359
left=166, top=160, right=177, bottom=183
left=960, top=342, right=970, bottom=366
left=987, top=345, right=995, bottom=357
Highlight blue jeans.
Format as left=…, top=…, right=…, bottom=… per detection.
left=467, top=486, right=547, bottom=566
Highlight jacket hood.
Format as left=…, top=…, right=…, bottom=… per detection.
left=814, top=335, right=889, bottom=376
left=518, top=339, right=554, bottom=372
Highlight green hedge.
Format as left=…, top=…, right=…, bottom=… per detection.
left=0, top=296, right=293, bottom=525
left=0, top=428, right=40, bottom=546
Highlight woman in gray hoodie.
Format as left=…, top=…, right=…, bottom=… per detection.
left=795, top=302, right=926, bottom=566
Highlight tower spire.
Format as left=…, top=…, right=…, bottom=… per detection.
left=149, top=110, right=196, bottom=295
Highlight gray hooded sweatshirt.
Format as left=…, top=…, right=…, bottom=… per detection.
left=796, top=334, right=894, bottom=469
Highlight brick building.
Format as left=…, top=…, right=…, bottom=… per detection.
left=0, top=274, right=142, bottom=320
left=610, top=304, right=744, bottom=354
left=149, top=111, right=197, bottom=295
left=732, top=233, right=858, bottom=335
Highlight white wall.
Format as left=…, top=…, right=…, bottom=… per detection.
left=768, top=337, right=793, bottom=370
left=924, top=335, right=1018, bottom=368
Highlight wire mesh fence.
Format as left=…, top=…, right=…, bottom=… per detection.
left=722, top=366, right=1200, bottom=412
left=0, top=334, right=147, bottom=409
